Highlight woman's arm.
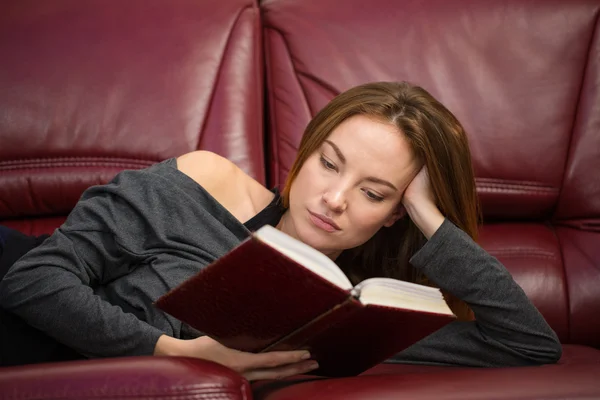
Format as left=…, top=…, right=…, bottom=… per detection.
left=392, top=218, right=562, bottom=367
left=0, top=167, right=174, bottom=358
left=0, top=153, right=240, bottom=358
left=392, top=167, right=562, bottom=367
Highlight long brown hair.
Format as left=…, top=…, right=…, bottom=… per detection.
left=281, top=82, right=480, bottom=321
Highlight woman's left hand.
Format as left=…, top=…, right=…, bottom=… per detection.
left=402, top=166, right=445, bottom=239
left=402, top=166, right=435, bottom=207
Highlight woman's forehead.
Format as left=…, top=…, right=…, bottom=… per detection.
left=322, top=117, right=419, bottom=185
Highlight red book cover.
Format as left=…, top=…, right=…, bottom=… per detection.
left=155, top=233, right=455, bottom=376
left=268, top=302, right=454, bottom=376
left=155, top=236, right=351, bottom=352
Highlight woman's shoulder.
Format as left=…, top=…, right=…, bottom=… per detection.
left=176, top=151, right=274, bottom=223
left=176, top=151, right=239, bottom=187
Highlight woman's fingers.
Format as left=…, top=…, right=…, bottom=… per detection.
left=244, top=360, right=319, bottom=381
left=238, top=349, right=311, bottom=370
left=179, top=336, right=316, bottom=380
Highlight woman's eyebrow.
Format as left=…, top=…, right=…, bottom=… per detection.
left=365, top=177, right=398, bottom=191
left=323, top=140, right=398, bottom=191
left=324, top=140, right=346, bottom=163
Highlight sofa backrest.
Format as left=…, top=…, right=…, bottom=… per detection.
left=0, top=0, right=264, bottom=235
left=263, top=0, right=600, bottom=347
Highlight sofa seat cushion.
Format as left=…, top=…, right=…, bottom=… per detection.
left=252, top=344, right=600, bottom=400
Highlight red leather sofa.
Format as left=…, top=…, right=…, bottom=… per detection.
left=1, top=0, right=599, bottom=399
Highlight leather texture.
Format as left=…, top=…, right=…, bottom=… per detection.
left=263, top=0, right=600, bottom=351
left=0, top=0, right=265, bottom=232
left=0, top=357, right=252, bottom=400
left=263, top=0, right=599, bottom=218
left=253, top=345, right=600, bottom=400
left=1, top=0, right=600, bottom=398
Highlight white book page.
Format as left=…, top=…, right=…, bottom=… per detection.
left=255, top=225, right=353, bottom=290
left=355, top=277, right=454, bottom=316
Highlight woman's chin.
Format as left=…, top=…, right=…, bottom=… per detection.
left=294, top=229, right=341, bottom=258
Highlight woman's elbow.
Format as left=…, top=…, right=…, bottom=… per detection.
left=541, top=338, right=562, bottom=364
left=523, top=335, right=563, bottom=366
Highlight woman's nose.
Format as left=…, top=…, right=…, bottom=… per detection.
left=323, top=189, right=347, bottom=212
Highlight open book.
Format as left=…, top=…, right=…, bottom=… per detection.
left=156, top=225, right=455, bottom=377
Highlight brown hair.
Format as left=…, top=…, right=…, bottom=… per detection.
left=281, top=81, right=480, bottom=321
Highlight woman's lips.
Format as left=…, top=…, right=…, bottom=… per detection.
left=309, top=211, right=340, bottom=233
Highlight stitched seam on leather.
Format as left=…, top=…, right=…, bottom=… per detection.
left=0, top=391, right=241, bottom=400
left=0, top=163, right=153, bottom=171
left=490, top=254, right=558, bottom=260
left=476, top=177, right=555, bottom=186
left=2, top=385, right=243, bottom=400
left=487, top=250, right=558, bottom=260
left=476, top=182, right=557, bottom=191
left=477, top=184, right=557, bottom=191
left=0, top=157, right=155, bottom=170
left=477, top=187, right=558, bottom=195
left=475, top=178, right=559, bottom=196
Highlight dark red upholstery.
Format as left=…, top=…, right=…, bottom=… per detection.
left=0, top=0, right=263, bottom=398
left=263, top=0, right=600, bottom=348
left=0, top=0, right=265, bottom=235
left=0, top=357, right=252, bottom=400
left=1, top=0, right=600, bottom=399
left=255, top=361, right=600, bottom=400
left=260, top=0, right=600, bottom=397
left=253, top=345, right=600, bottom=399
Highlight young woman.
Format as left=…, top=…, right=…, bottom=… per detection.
left=0, top=82, right=561, bottom=380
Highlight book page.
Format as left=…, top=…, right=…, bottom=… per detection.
left=255, top=225, right=353, bottom=290
left=356, top=277, right=454, bottom=316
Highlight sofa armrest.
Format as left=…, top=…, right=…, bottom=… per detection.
left=0, top=356, right=251, bottom=400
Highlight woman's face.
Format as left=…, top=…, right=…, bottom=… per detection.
left=280, top=114, right=420, bottom=259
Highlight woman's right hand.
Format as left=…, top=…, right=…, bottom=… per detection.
left=154, top=334, right=319, bottom=381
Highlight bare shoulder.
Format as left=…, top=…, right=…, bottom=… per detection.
left=176, top=151, right=274, bottom=222
left=176, top=150, right=238, bottom=187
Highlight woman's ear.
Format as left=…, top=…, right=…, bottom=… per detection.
left=383, top=204, right=407, bottom=227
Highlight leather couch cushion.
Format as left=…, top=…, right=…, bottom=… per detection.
left=252, top=345, right=600, bottom=400
left=478, top=223, right=569, bottom=342
left=263, top=0, right=599, bottom=220
left=554, top=15, right=600, bottom=222
left=262, top=0, right=600, bottom=347
left=556, top=228, right=600, bottom=347
left=0, top=0, right=264, bottom=233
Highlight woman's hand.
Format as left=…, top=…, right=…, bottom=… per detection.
left=155, top=334, right=318, bottom=381
left=402, top=166, right=445, bottom=239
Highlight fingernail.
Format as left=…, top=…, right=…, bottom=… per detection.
left=308, top=361, right=319, bottom=369
left=301, top=351, right=311, bottom=360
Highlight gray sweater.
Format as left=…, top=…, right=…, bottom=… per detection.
left=0, top=158, right=562, bottom=366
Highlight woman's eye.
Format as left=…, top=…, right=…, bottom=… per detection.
left=320, top=156, right=336, bottom=171
left=364, top=190, right=384, bottom=202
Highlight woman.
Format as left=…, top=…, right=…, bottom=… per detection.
left=0, top=82, right=561, bottom=380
